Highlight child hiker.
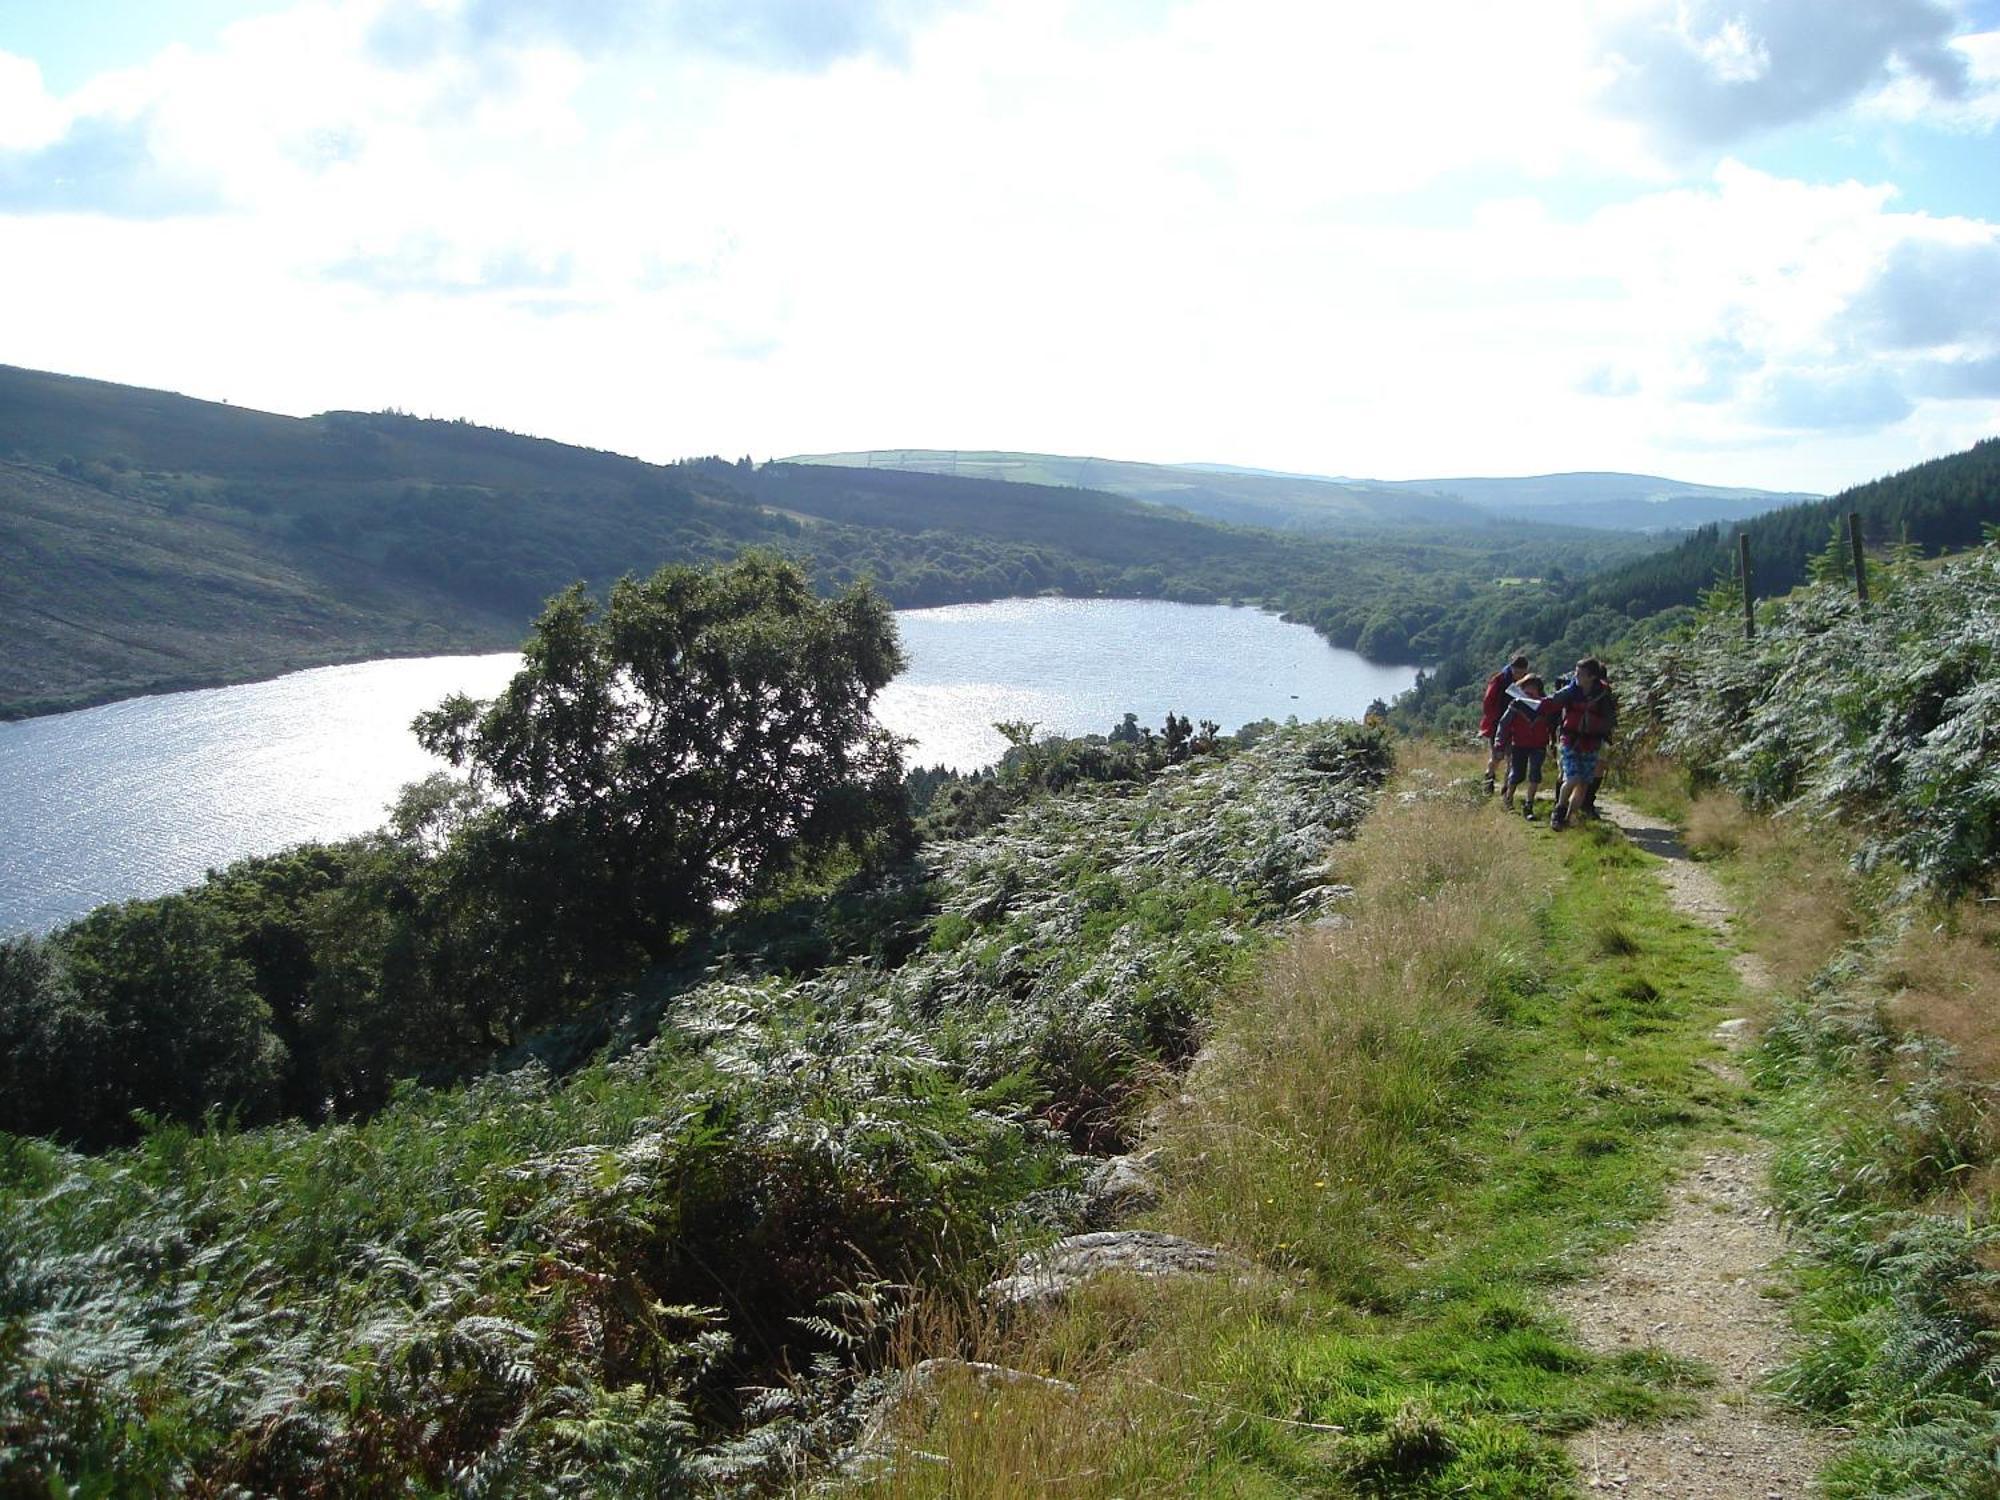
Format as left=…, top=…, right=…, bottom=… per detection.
left=1492, top=674, right=1556, bottom=820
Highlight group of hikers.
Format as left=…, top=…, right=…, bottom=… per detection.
left=1476, top=652, right=1617, bottom=831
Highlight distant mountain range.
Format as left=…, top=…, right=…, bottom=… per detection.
left=786, top=450, right=1818, bottom=533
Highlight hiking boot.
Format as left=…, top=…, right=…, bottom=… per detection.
left=1549, top=808, right=1568, bottom=832
left=1522, top=802, right=1536, bottom=821
left=1482, top=774, right=1496, bottom=796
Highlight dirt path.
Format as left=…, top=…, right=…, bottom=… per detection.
left=1552, top=797, right=1834, bottom=1497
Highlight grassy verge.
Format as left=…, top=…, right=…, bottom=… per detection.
left=850, top=748, right=1752, bottom=1497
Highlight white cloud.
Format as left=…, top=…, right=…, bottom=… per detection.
left=0, top=50, right=66, bottom=150
left=0, top=0, right=1993, bottom=496
left=1861, top=27, right=2000, bottom=126
left=1594, top=0, right=1970, bottom=154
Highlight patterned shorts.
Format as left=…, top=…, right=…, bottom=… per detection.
left=1559, top=746, right=1598, bottom=785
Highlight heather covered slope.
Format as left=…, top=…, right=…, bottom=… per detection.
left=1623, top=538, right=2000, bottom=895
left=1607, top=549, right=2000, bottom=1496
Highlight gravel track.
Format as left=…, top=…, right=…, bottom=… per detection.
left=1552, top=798, right=1835, bottom=1497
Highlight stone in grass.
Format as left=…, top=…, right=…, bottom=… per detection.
left=985, top=1230, right=1254, bottom=1311
left=1083, top=1151, right=1163, bottom=1225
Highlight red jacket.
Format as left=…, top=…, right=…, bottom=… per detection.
left=1494, top=698, right=1555, bottom=750
left=1479, top=669, right=1513, bottom=738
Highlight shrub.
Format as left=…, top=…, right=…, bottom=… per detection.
left=1624, top=542, right=2000, bottom=895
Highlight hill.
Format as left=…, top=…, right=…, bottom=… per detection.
left=780, top=447, right=1488, bottom=530
left=0, top=365, right=1659, bottom=718
left=786, top=448, right=1814, bottom=532
left=0, top=715, right=1394, bottom=1490
left=1370, top=470, right=1818, bottom=532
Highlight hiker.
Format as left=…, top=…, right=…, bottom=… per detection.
left=1543, top=663, right=1616, bottom=819
left=1537, top=656, right=1617, bottom=832
left=1492, top=674, right=1556, bottom=819
left=1580, top=663, right=1612, bottom=818
left=1478, top=653, right=1532, bottom=794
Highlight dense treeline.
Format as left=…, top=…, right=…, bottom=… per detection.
left=1393, top=437, right=2000, bottom=730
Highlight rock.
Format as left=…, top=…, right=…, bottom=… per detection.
left=1713, top=1017, right=1753, bottom=1043
left=1289, top=882, right=1355, bottom=913
left=1084, top=1151, right=1162, bottom=1224
left=984, top=1230, right=1253, bottom=1310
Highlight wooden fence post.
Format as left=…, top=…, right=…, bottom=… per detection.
left=1849, top=511, right=1869, bottom=608
left=1738, top=531, right=1755, bottom=641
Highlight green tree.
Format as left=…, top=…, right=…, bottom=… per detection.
left=1356, top=612, right=1410, bottom=661
left=414, top=553, right=907, bottom=996
left=28, top=898, right=286, bottom=1147
left=0, top=935, right=103, bottom=1142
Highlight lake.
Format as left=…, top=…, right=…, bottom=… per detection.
left=0, top=599, right=1415, bottom=934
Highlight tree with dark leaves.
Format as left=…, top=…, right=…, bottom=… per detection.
left=415, top=553, right=907, bottom=996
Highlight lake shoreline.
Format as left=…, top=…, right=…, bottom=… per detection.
left=0, top=628, right=525, bottom=724
left=0, top=589, right=1420, bottom=725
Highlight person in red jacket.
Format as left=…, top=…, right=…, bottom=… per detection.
left=1479, top=653, right=1532, bottom=794
left=1491, top=675, right=1556, bottom=819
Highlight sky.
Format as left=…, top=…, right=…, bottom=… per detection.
left=2, top=1, right=1998, bottom=494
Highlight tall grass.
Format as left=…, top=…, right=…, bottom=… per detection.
left=1158, top=793, right=1526, bottom=1294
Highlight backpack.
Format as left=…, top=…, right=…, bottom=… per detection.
left=1561, top=684, right=1617, bottom=750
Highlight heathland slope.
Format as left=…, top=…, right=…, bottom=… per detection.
left=7, top=542, right=1998, bottom=1494
left=1609, top=547, right=2000, bottom=1496
left=0, top=719, right=1392, bottom=1492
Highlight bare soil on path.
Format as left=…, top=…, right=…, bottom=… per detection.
left=1552, top=797, right=1835, bottom=1498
